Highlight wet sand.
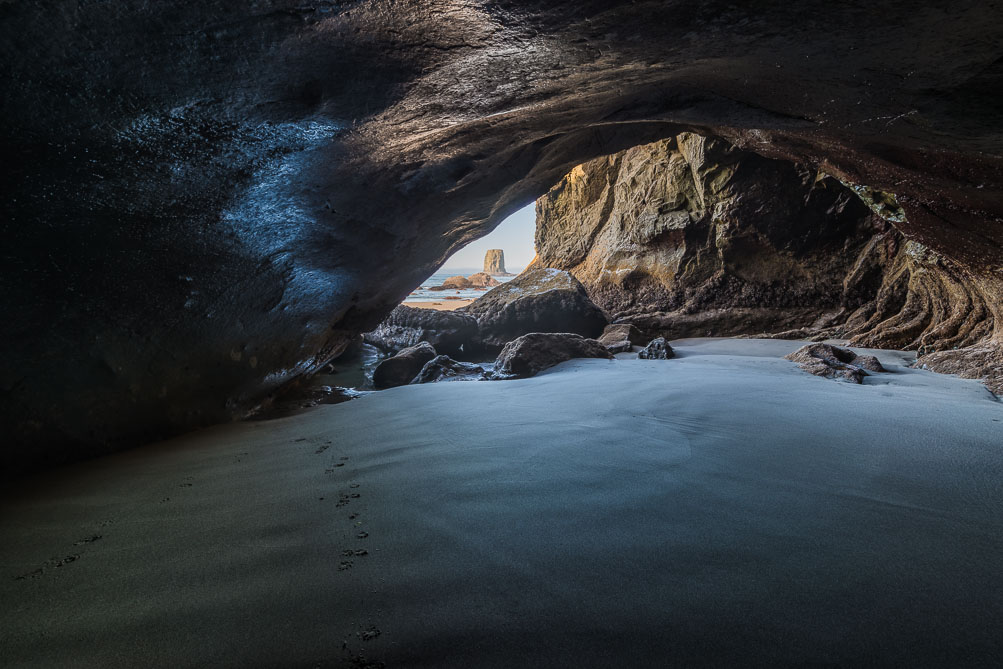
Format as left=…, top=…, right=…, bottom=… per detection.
left=1, top=338, right=1001, bottom=667
left=404, top=299, right=474, bottom=311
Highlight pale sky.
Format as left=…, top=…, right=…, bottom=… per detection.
left=441, top=202, right=537, bottom=271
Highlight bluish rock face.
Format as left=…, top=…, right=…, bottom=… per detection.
left=2, top=1, right=1003, bottom=471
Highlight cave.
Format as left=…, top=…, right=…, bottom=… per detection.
left=2, top=2, right=1003, bottom=666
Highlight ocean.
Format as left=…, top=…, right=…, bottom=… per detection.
left=403, top=267, right=519, bottom=303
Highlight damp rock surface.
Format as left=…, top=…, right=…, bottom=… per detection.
left=493, top=332, right=613, bottom=379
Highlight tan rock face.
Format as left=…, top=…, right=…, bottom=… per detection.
left=467, top=272, right=500, bottom=288
left=535, top=135, right=1001, bottom=392
left=483, top=250, right=510, bottom=275
left=536, top=134, right=895, bottom=329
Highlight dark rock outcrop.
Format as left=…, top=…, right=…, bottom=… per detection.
left=411, top=355, right=489, bottom=384
left=785, top=343, right=884, bottom=384
left=371, top=342, right=437, bottom=389
left=3, top=1, right=1003, bottom=471
left=638, top=338, right=675, bottom=360
left=483, top=250, right=511, bottom=276
left=597, top=323, right=646, bottom=353
left=363, top=305, right=478, bottom=357
left=493, top=333, right=614, bottom=379
left=459, top=267, right=608, bottom=348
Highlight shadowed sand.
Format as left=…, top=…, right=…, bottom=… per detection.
left=1, top=339, right=1001, bottom=667
left=403, top=299, right=474, bottom=311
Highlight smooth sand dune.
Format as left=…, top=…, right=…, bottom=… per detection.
left=2, top=339, right=1001, bottom=667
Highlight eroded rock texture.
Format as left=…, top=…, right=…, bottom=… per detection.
left=2, top=1, right=1002, bottom=470
left=536, top=134, right=900, bottom=335
left=535, top=136, right=1002, bottom=391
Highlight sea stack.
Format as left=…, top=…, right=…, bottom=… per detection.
left=484, top=249, right=512, bottom=275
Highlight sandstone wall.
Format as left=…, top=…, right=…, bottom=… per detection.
left=534, top=136, right=1001, bottom=390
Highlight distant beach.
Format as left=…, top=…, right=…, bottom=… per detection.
left=403, top=267, right=520, bottom=307
left=406, top=300, right=474, bottom=311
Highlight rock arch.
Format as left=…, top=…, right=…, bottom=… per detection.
left=2, top=1, right=1002, bottom=470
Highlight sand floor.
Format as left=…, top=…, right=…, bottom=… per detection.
left=2, top=339, right=1001, bottom=667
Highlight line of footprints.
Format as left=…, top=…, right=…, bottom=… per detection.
left=315, top=439, right=370, bottom=573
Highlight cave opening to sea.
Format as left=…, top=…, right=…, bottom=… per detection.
left=4, top=3, right=1003, bottom=666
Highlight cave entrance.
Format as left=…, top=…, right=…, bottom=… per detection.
left=405, top=202, right=537, bottom=309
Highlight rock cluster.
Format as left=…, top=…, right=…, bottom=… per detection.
left=784, top=343, right=884, bottom=384
left=363, top=305, right=478, bottom=357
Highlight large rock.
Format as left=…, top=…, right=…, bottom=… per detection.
left=363, top=305, right=478, bottom=356
left=429, top=275, right=473, bottom=291
left=493, top=333, right=614, bottom=379
left=784, top=343, right=884, bottom=384
left=467, top=272, right=501, bottom=288
left=483, top=250, right=511, bottom=276
left=411, top=355, right=489, bottom=384
left=459, top=267, right=608, bottom=348
left=3, top=1, right=1003, bottom=471
left=371, top=342, right=437, bottom=389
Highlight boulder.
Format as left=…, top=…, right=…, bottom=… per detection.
left=411, top=355, right=489, bottom=384
left=492, top=333, right=614, bottom=379
left=459, top=267, right=608, bottom=348
left=598, top=323, right=646, bottom=353
left=427, top=275, right=473, bottom=291
left=638, top=337, right=675, bottom=360
left=467, top=272, right=501, bottom=288
left=442, top=275, right=473, bottom=289
left=784, top=343, right=884, bottom=383
left=371, top=342, right=437, bottom=389
left=363, top=305, right=478, bottom=356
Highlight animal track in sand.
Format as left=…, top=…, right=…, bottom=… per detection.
left=14, top=553, right=81, bottom=581
left=315, top=444, right=330, bottom=454
left=358, top=626, right=381, bottom=641
left=73, top=535, right=102, bottom=546
left=356, top=531, right=369, bottom=539
left=342, top=549, right=368, bottom=557
left=338, top=560, right=354, bottom=571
